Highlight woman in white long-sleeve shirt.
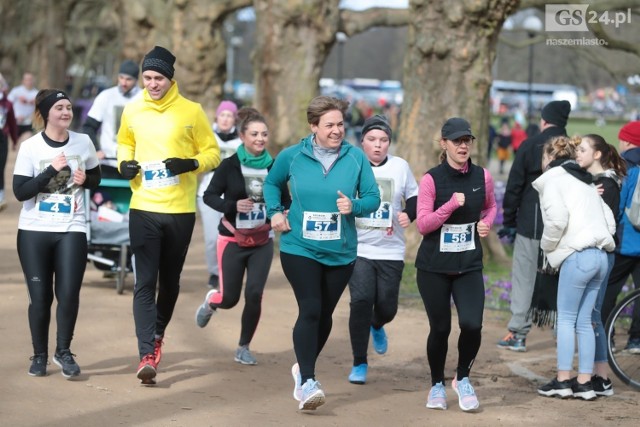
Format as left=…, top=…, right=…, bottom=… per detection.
left=534, top=135, right=615, bottom=401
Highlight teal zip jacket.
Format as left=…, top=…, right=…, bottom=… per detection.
left=264, top=135, right=380, bottom=265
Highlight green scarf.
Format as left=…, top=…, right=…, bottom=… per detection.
left=237, top=144, right=273, bottom=169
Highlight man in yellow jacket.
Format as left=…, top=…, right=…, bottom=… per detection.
left=117, top=45, right=220, bottom=385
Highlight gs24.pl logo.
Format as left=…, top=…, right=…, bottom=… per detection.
left=545, top=4, right=632, bottom=32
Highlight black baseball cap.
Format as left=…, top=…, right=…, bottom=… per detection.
left=441, top=117, right=475, bottom=140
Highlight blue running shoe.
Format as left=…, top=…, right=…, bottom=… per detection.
left=452, top=377, right=480, bottom=411
left=371, top=326, right=388, bottom=355
left=426, top=382, right=447, bottom=410
left=299, top=379, right=325, bottom=410
left=291, top=363, right=302, bottom=401
left=348, top=364, right=368, bottom=384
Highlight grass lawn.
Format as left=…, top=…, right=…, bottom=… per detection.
left=566, top=116, right=628, bottom=144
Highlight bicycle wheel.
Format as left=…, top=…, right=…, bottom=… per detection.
left=606, top=289, right=640, bottom=391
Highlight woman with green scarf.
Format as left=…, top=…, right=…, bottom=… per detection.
left=195, top=107, right=290, bottom=365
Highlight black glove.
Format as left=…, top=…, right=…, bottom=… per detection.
left=163, top=158, right=198, bottom=175
left=497, top=227, right=517, bottom=243
left=120, top=160, right=140, bottom=180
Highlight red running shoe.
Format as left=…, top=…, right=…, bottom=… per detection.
left=153, top=337, right=164, bottom=365
left=137, top=354, right=157, bottom=385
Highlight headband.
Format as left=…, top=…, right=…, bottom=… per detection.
left=38, top=91, right=70, bottom=121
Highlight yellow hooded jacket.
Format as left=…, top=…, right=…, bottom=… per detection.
left=117, top=81, right=220, bottom=213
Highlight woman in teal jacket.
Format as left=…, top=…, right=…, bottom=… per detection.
left=264, top=96, right=379, bottom=411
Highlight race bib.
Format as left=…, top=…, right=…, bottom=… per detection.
left=141, top=161, right=179, bottom=189
left=440, top=222, right=476, bottom=253
left=302, top=211, right=341, bottom=241
left=356, top=204, right=393, bottom=229
left=36, top=193, right=75, bottom=222
left=236, top=203, right=267, bottom=229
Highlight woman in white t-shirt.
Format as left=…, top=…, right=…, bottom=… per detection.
left=13, top=89, right=100, bottom=379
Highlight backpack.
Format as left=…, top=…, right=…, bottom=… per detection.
left=625, top=168, right=640, bottom=230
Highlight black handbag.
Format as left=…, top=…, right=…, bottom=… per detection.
left=527, top=248, right=560, bottom=328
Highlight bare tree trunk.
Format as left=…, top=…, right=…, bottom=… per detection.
left=252, top=0, right=342, bottom=152
left=397, top=0, right=519, bottom=260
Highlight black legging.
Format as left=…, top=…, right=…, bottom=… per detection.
left=349, top=257, right=403, bottom=365
left=417, top=269, right=484, bottom=386
left=0, top=132, right=8, bottom=191
left=280, top=252, right=355, bottom=384
left=129, top=209, right=195, bottom=358
left=213, top=237, right=274, bottom=346
left=17, top=229, right=87, bottom=355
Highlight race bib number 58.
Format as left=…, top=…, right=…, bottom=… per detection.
left=440, top=222, right=476, bottom=252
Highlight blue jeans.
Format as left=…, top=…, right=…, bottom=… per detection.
left=592, top=252, right=614, bottom=363
left=557, top=248, right=608, bottom=373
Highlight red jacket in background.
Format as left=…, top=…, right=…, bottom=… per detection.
left=511, top=123, right=527, bottom=152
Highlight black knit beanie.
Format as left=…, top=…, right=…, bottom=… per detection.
left=119, top=60, right=139, bottom=79
left=541, top=100, right=571, bottom=128
left=361, top=114, right=392, bottom=141
left=142, top=46, right=175, bottom=80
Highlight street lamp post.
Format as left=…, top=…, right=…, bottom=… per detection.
left=336, top=32, right=347, bottom=85
left=523, top=15, right=543, bottom=126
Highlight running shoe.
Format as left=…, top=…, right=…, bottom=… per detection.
left=28, top=353, right=48, bottom=377
left=537, top=378, right=573, bottom=398
left=452, top=377, right=480, bottom=411
left=348, top=363, right=368, bottom=384
left=53, top=349, right=81, bottom=379
left=137, top=353, right=158, bottom=385
left=291, top=363, right=302, bottom=401
left=591, top=375, right=614, bottom=397
left=371, top=326, right=388, bottom=355
left=234, top=345, right=257, bottom=365
left=195, top=289, right=218, bottom=328
left=153, top=336, right=164, bottom=365
left=624, top=337, right=640, bottom=354
left=299, top=379, right=325, bottom=410
left=571, top=378, right=597, bottom=401
left=497, top=331, right=526, bottom=352
left=426, top=382, right=447, bottom=410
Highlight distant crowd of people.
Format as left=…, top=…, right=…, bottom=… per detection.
left=3, top=48, right=640, bottom=415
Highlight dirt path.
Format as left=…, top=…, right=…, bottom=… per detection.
left=0, top=148, right=638, bottom=426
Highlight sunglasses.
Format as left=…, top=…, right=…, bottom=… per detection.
left=449, top=137, right=474, bottom=147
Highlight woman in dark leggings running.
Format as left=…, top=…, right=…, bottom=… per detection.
left=264, top=96, right=380, bottom=411
left=13, top=89, right=100, bottom=378
left=194, top=107, right=289, bottom=365
left=415, top=118, right=496, bottom=412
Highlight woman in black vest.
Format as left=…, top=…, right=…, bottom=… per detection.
left=415, top=117, right=497, bottom=412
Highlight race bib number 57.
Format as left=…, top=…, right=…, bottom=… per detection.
left=302, top=211, right=341, bottom=240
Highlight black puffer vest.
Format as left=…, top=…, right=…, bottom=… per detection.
left=415, top=160, right=485, bottom=274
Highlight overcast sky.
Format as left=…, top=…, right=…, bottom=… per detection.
left=340, top=0, right=408, bottom=9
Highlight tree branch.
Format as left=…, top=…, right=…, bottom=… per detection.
left=520, top=0, right=640, bottom=11
left=589, top=20, right=640, bottom=56
left=338, top=8, right=409, bottom=37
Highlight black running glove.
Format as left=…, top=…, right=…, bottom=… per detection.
left=163, top=158, right=198, bottom=175
left=120, top=160, right=140, bottom=180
